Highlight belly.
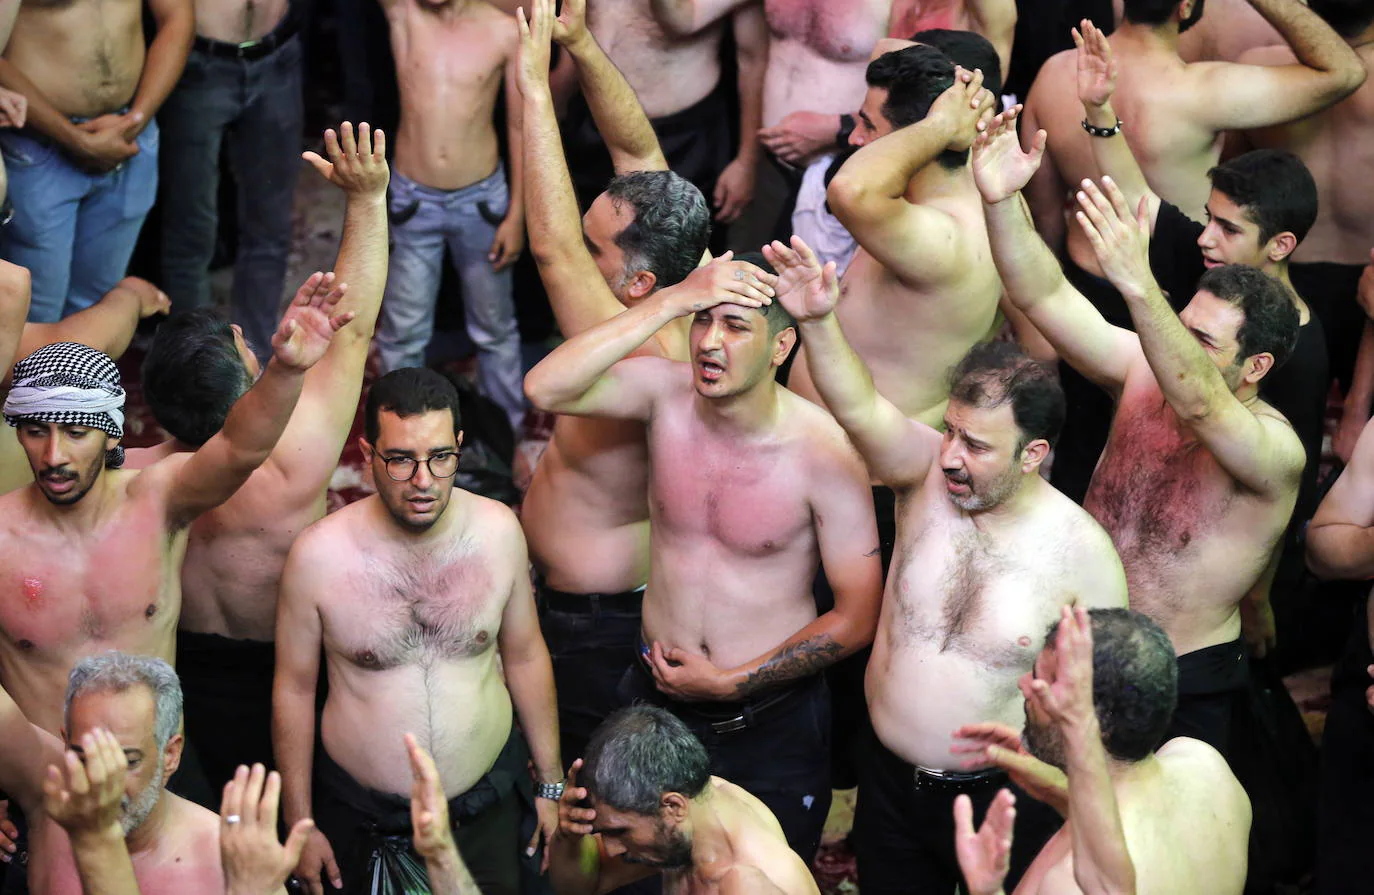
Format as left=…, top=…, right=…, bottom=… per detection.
left=591, top=13, right=722, bottom=118
left=322, top=654, right=513, bottom=797
left=192, top=0, right=289, bottom=42
left=392, top=52, right=503, bottom=190
left=7, top=2, right=145, bottom=117
left=763, top=40, right=870, bottom=125
left=867, top=630, right=1026, bottom=769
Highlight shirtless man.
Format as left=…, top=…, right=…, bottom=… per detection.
left=0, top=652, right=229, bottom=895
left=516, top=0, right=711, bottom=765
left=0, top=0, right=193, bottom=321
left=372, top=0, right=526, bottom=431
left=788, top=49, right=1001, bottom=429
left=1023, top=0, right=1362, bottom=274
left=0, top=283, right=350, bottom=738
left=548, top=706, right=820, bottom=895
left=553, top=0, right=764, bottom=237
left=157, top=0, right=304, bottom=363
left=954, top=607, right=1251, bottom=895
left=973, top=111, right=1304, bottom=757
left=765, top=236, right=1126, bottom=894
left=274, top=368, right=561, bottom=895
left=525, top=255, right=883, bottom=859
left=123, top=123, right=388, bottom=792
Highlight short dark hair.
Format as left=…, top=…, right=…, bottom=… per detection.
left=1308, top=0, right=1374, bottom=37
left=1046, top=608, right=1177, bottom=762
left=582, top=706, right=711, bottom=815
left=1208, top=149, right=1318, bottom=245
left=866, top=44, right=967, bottom=169
left=948, top=341, right=1065, bottom=448
left=1196, top=264, right=1300, bottom=370
left=732, top=251, right=795, bottom=338
left=605, top=171, right=711, bottom=291
left=911, top=28, right=1003, bottom=98
left=364, top=368, right=463, bottom=443
left=1123, top=0, right=1206, bottom=30
left=141, top=311, right=252, bottom=446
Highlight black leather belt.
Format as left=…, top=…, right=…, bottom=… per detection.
left=193, top=11, right=298, bottom=61
left=633, top=639, right=813, bottom=735
left=912, top=765, right=1002, bottom=793
left=537, top=583, right=644, bottom=615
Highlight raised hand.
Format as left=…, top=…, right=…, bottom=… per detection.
left=971, top=105, right=1046, bottom=205
left=42, top=728, right=126, bottom=837
left=556, top=760, right=596, bottom=840
left=516, top=0, right=556, bottom=98
left=655, top=252, right=777, bottom=318
left=552, top=0, right=589, bottom=48
left=1022, top=605, right=1098, bottom=732
left=1073, top=177, right=1155, bottom=300
left=763, top=236, right=840, bottom=322
left=1074, top=19, right=1117, bottom=110
left=304, top=122, right=390, bottom=198
left=406, top=733, right=458, bottom=861
left=272, top=271, right=355, bottom=371
left=221, top=764, right=315, bottom=895
left=954, top=789, right=1016, bottom=895
left=929, top=67, right=996, bottom=153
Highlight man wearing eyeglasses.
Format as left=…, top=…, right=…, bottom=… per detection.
left=273, top=366, right=561, bottom=895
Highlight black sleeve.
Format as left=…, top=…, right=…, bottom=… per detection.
left=1148, top=201, right=1208, bottom=312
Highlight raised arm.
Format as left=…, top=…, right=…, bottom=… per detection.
left=44, top=730, right=141, bottom=895
left=649, top=0, right=749, bottom=38
left=966, top=0, right=1017, bottom=77
left=972, top=108, right=1138, bottom=392
left=517, top=0, right=639, bottom=337
left=406, top=735, right=481, bottom=895
left=19, top=277, right=169, bottom=366
left=547, top=760, right=656, bottom=895
left=272, top=540, right=339, bottom=895
left=269, top=123, right=390, bottom=484
left=523, top=257, right=775, bottom=419
left=827, top=67, right=995, bottom=288
left=1307, top=412, right=1374, bottom=580
left=1074, top=20, right=1160, bottom=230
left=159, top=279, right=355, bottom=528
left=553, top=0, right=666, bottom=173
left=711, top=4, right=766, bottom=225
left=1192, top=0, right=1365, bottom=131
left=765, top=236, right=940, bottom=488
left=495, top=515, right=563, bottom=869
left=0, top=259, right=27, bottom=383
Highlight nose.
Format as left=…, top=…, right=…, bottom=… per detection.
left=699, top=321, right=724, bottom=352
left=1197, top=223, right=1217, bottom=250
left=939, top=439, right=963, bottom=471
left=411, top=460, right=435, bottom=489
left=848, top=129, right=864, bottom=148
left=42, top=433, right=67, bottom=469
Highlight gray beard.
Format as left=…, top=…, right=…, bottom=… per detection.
left=119, top=755, right=165, bottom=835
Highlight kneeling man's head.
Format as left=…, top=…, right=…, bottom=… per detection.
left=1024, top=608, right=1177, bottom=767
left=581, top=706, right=711, bottom=869
left=1180, top=264, right=1299, bottom=394
left=941, top=342, right=1063, bottom=512
left=63, top=652, right=184, bottom=835
left=584, top=171, right=711, bottom=306
left=362, top=368, right=464, bottom=532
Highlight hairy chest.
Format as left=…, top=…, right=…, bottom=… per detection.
left=765, top=0, right=888, bottom=62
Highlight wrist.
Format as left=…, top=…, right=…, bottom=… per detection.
left=69, top=822, right=125, bottom=847
left=561, top=32, right=597, bottom=60
left=1083, top=102, right=1117, bottom=129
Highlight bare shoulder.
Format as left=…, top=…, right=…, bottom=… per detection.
left=1027, top=47, right=1075, bottom=94
left=290, top=498, right=369, bottom=561
left=476, top=0, right=519, bottom=44
left=168, top=793, right=227, bottom=860
left=720, top=862, right=817, bottom=895
left=783, top=391, right=868, bottom=470
left=458, top=489, right=524, bottom=540
left=1157, top=736, right=1249, bottom=805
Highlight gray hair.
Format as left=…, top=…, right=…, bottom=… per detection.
left=64, top=652, right=183, bottom=750
left=604, top=171, right=711, bottom=291
left=581, top=705, right=710, bottom=815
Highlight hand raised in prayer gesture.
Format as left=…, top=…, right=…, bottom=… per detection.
left=304, top=122, right=390, bottom=199
left=1074, top=177, right=1156, bottom=302
left=764, top=236, right=841, bottom=322
left=221, top=764, right=315, bottom=895
left=971, top=105, right=1045, bottom=205
left=954, top=788, right=1016, bottom=895
left=516, top=0, right=556, bottom=100
left=1075, top=19, right=1117, bottom=110
left=272, top=271, right=356, bottom=372
left=42, top=728, right=126, bottom=838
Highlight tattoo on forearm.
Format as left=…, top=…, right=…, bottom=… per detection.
left=736, top=635, right=844, bottom=698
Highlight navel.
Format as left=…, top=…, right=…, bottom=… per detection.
left=16, top=639, right=33, bottom=651
left=145, top=604, right=158, bottom=620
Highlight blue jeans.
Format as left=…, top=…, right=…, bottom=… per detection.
left=157, top=33, right=304, bottom=361
left=376, top=168, right=524, bottom=429
left=0, top=121, right=159, bottom=322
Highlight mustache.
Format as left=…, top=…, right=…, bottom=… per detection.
left=943, top=469, right=970, bottom=484
left=40, top=466, right=77, bottom=481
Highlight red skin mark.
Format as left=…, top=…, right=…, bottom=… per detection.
left=22, top=577, right=43, bottom=609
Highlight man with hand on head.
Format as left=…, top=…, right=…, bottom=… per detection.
left=766, top=235, right=1126, bottom=894
left=547, top=706, right=820, bottom=895
left=954, top=607, right=1250, bottom=895
left=525, top=252, right=883, bottom=861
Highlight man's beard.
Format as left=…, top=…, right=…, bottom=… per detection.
left=946, top=461, right=1021, bottom=512
left=624, top=824, right=693, bottom=870
left=119, top=755, right=165, bottom=834
left=1023, top=715, right=1067, bottom=770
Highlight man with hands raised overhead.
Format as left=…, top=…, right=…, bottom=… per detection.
left=765, top=234, right=1125, bottom=895
left=524, top=253, right=883, bottom=861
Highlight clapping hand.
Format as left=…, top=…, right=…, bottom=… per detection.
left=763, top=236, right=840, bottom=322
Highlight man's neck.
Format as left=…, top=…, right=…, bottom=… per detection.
left=686, top=784, right=731, bottom=865
left=123, top=793, right=172, bottom=856
left=696, top=379, right=783, bottom=435
left=27, top=473, right=118, bottom=533
left=1265, top=260, right=1311, bottom=322
left=1113, top=20, right=1182, bottom=56
left=420, top=0, right=473, bottom=20
left=906, top=158, right=969, bottom=204
left=969, top=471, right=1045, bottom=527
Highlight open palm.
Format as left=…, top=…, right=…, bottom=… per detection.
left=1074, top=20, right=1117, bottom=109
left=272, top=271, right=354, bottom=371
left=762, top=236, right=839, bottom=322
left=971, top=106, right=1045, bottom=205
left=955, top=789, right=1016, bottom=895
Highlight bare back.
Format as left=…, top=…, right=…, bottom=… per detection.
left=1245, top=42, right=1374, bottom=265
left=387, top=0, right=514, bottom=190
left=642, top=372, right=870, bottom=670
left=1084, top=372, right=1295, bottom=656
left=299, top=493, right=521, bottom=796
left=0, top=471, right=186, bottom=734
left=763, top=0, right=891, bottom=126
left=589, top=0, right=724, bottom=119
left=192, top=0, right=289, bottom=43
left=5, top=0, right=146, bottom=117
left=868, top=461, right=1127, bottom=769
left=1015, top=739, right=1250, bottom=895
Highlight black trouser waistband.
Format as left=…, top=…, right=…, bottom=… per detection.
left=193, top=7, right=299, bottom=61
left=536, top=580, right=645, bottom=614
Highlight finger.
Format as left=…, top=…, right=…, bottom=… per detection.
left=1072, top=26, right=1084, bottom=50
left=1098, top=176, right=1135, bottom=224
left=323, top=127, right=342, bottom=164
left=296, top=271, right=325, bottom=303
left=357, top=122, right=373, bottom=159
left=329, top=310, right=357, bottom=331
left=302, top=151, right=333, bottom=179
left=566, top=757, right=582, bottom=790
left=373, top=127, right=387, bottom=161
left=242, top=764, right=268, bottom=828
left=284, top=818, right=315, bottom=865
left=952, top=793, right=974, bottom=837
left=340, top=121, right=357, bottom=158
left=308, top=877, right=325, bottom=895
left=517, top=6, right=529, bottom=35
left=327, top=853, right=343, bottom=889
left=258, top=769, right=283, bottom=827
left=526, top=824, right=541, bottom=858
left=791, top=235, right=820, bottom=269
left=223, top=764, right=248, bottom=825
left=64, top=748, right=90, bottom=795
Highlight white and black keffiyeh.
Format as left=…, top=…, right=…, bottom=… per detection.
left=3, top=342, right=127, bottom=467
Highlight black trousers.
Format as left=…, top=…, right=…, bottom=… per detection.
left=178, top=630, right=277, bottom=793
left=1165, top=638, right=1250, bottom=757
left=853, top=729, right=1062, bottom=895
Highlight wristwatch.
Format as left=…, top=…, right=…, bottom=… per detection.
left=534, top=779, right=566, bottom=801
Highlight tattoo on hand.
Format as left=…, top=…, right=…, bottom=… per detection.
left=736, top=635, right=844, bottom=698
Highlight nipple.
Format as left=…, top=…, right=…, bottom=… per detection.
left=475, top=631, right=489, bottom=645
left=145, top=604, right=157, bottom=619
left=1017, top=635, right=1032, bottom=648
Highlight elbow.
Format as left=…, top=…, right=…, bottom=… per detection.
left=1337, top=58, right=1369, bottom=97
left=1304, top=535, right=1344, bottom=582
left=523, top=367, right=561, bottom=412
left=825, top=174, right=869, bottom=222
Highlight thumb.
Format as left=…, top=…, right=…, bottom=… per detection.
left=302, top=151, right=333, bottom=179
left=526, top=823, right=541, bottom=857
left=713, top=176, right=727, bottom=209
left=284, top=819, right=314, bottom=865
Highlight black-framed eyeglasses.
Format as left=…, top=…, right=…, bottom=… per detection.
left=379, top=451, right=460, bottom=482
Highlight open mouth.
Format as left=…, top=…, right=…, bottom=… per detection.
left=697, top=359, right=725, bottom=383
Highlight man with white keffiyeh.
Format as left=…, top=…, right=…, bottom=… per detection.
left=0, top=282, right=353, bottom=742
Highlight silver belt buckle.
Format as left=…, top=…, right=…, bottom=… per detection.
left=236, top=39, right=260, bottom=57
left=711, top=715, right=748, bottom=734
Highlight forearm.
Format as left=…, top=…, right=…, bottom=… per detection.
left=565, top=35, right=665, bottom=172
left=1083, top=100, right=1152, bottom=217
left=723, top=608, right=870, bottom=699
left=22, top=287, right=139, bottom=360
left=69, top=828, right=141, bottom=895
left=0, top=60, right=84, bottom=151
left=1343, top=321, right=1374, bottom=428
left=1249, top=0, right=1362, bottom=76
left=333, top=193, right=390, bottom=336
left=1306, top=524, right=1374, bottom=580
left=505, top=654, right=563, bottom=782
left=427, top=846, right=482, bottom=895
left=525, top=298, right=673, bottom=409
left=830, top=117, right=950, bottom=212
left=0, top=260, right=28, bottom=378
left=796, top=314, right=886, bottom=433
left=129, top=10, right=195, bottom=123
left=1121, top=281, right=1224, bottom=420
left=505, top=93, right=526, bottom=228
left=985, top=193, right=1071, bottom=314
left=1064, top=719, right=1136, bottom=895
left=733, top=24, right=766, bottom=166
left=271, top=685, right=317, bottom=825
left=523, top=87, right=585, bottom=269
left=548, top=833, right=602, bottom=895
left=220, top=361, right=306, bottom=466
